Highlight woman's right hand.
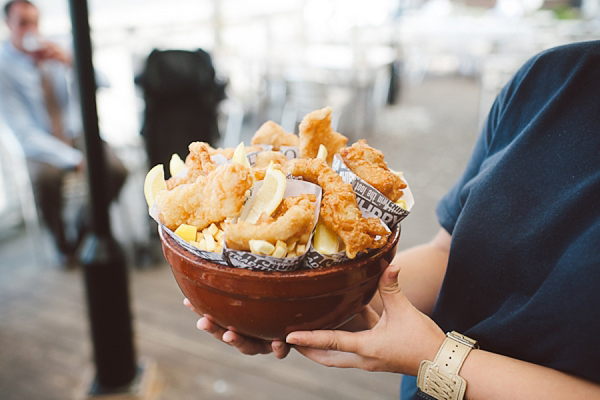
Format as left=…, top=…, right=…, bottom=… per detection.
left=183, top=298, right=291, bottom=359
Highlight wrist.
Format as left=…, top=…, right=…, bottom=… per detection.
left=414, top=330, right=446, bottom=375
left=417, top=331, right=478, bottom=400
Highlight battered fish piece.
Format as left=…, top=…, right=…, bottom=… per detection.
left=252, top=151, right=291, bottom=181
left=339, top=140, right=407, bottom=202
left=208, top=145, right=263, bottom=159
left=251, top=121, right=299, bottom=150
left=253, top=150, right=289, bottom=169
left=284, top=158, right=388, bottom=258
left=166, top=142, right=217, bottom=190
left=225, top=194, right=317, bottom=252
left=156, top=163, right=253, bottom=231
left=299, top=107, right=348, bottom=164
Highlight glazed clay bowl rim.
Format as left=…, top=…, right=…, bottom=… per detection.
left=160, top=225, right=401, bottom=298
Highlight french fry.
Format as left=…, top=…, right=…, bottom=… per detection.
left=204, top=232, right=216, bottom=252
left=272, top=240, right=287, bottom=258
left=205, top=223, right=218, bottom=236
left=174, top=224, right=197, bottom=242
left=249, top=239, right=275, bottom=255
left=215, top=229, right=225, bottom=244
left=395, top=199, right=407, bottom=209
left=286, top=240, right=297, bottom=252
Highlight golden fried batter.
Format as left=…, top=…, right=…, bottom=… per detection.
left=207, top=145, right=263, bottom=159
left=156, top=163, right=253, bottom=231
left=251, top=121, right=299, bottom=150
left=253, top=150, right=289, bottom=169
left=298, top=106, right=348, bottom=164
left=224, top=194, right=317, bottom=252
left=166, top=142, right=217, bottom=190
left=339, top=139, right=407, bottom=202
left=284, top=158, right=388, bottom=258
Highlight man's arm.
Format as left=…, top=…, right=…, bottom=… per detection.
left=0, top=67, right=82, bottom=169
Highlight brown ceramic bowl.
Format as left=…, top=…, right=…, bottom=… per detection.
left=160, top=226, right=400, bottom=340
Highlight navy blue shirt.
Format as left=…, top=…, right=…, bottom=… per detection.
left=402, top=40, right=600, bottom=399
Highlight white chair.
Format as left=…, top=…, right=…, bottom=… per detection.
left=0, top=122, right=48, bottom=265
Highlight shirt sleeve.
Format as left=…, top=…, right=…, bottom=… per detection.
left=435, top=53, right=542, bottom=235
left=0, top=64, right=83, bottom=169
left=435, top=79, right=508, bottom=234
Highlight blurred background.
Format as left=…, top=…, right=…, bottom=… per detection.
left=0, top=0, right=598, bottom=399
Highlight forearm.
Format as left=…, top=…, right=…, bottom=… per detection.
left=387, top=228, right=450, bottom=315
left=461, top=348, right=600, bottom=399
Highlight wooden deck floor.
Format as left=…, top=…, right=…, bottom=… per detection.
left=0, top=76, right=481, bottom=400
left=0, top=235, right=405, bottom=400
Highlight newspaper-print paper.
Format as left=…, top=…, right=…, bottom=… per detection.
left=303, top=220, right=391, bottom=269
left=224, top=179, right=322, bottom=271
left=246, top=145, right=272, bottom=166
left=149, top=205, right=229, bottom=265
left=332, top=154, right=413, bottom=231
left=303, top=246, right=350, bottom=269
left=279, top=146, right=299, bottom=160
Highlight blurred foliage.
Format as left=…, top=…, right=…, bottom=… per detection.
left=552, top=4, right=580, bottom=19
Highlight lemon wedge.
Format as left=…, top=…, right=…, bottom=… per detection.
left=174, top=224, right=197, bottom=242
left=144, top=164, right=166, bottom=208
left=232, top=142, right=251, bottom=169
left=169, top=153, right=185, bottom=177
left=316, top=144, right=328, bottom=161
left=313, top=217, right=339, bottom=255
left=244, top=162, right=286, bottom=224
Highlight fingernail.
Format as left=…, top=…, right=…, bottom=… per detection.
left=285, top=335, right=298, bottom=345
left=273, top=341, right=284, bottom=350
left=388, top=264, right=400, bottom=280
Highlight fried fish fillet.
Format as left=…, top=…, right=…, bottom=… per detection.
left=207, top=145, right=263, bottom=159
left=156, top=163, right=253, bottom=231
left=166, top=142, right=217, bottom=190
left=253, top=150, right=289, bottom=169
left=298, top=107, right=348, bottom=164
left=251, top=121, right=300, bottom=150
left=224, top=194, right=317, bottom=251
left=339, top=139, right=407, bottom=202
left=284, top=158, right=388, bottom=258
left=251, top=151, right=291, bottom=181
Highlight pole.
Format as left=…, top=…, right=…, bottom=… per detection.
left=67, top=0, right=137, bottom=391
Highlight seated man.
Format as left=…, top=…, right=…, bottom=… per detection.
left=0, top=0, right=127, bottom=265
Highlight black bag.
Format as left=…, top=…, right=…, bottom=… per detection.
left=136, top=49, right=226, bottom=170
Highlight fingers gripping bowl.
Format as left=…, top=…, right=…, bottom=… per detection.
left=160, top=225, right=401, bottom=340
left=148, top=107, right=412, bottom=340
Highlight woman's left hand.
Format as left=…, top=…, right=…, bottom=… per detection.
left=285, top=263, right=446, bottom=376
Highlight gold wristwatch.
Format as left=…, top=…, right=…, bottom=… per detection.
left=417, top=331, right=478, bottom=400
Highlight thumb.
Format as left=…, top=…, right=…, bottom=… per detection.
left=379, top=263, right=401, bottom=296
left=378, top=263, right=407, bottom=314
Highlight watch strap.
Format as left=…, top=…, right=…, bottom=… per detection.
left=416, top=331, right=477, bottom=400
